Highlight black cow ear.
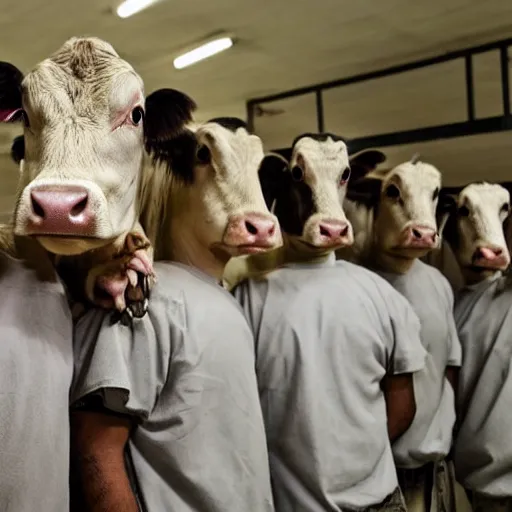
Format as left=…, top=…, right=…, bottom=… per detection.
left=259, top=153, right=289, bottom=210
left=11, top=135, right=24, bottom=164
left=208, top=117, right=248, bottom=133
left=0, top=61, right=24, bottom=122
left=144, top=88, right=197, bottom=146
left=346, top=177, right=382, bottom=207
left=146, top=129, right=198, bottom=184
left=349, top=150, right=386, bottom=182
left=436, top=192, right=457, bottom=217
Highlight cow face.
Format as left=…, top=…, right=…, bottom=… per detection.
left=347, top=156, right=441, bottom=260
left=442, top=183, right=510, bottom=279
left=146, top=117, right=282, bottom=259
left=259, top=134, right=353, bottom=252
left=0, top=37, right=194, bottom=256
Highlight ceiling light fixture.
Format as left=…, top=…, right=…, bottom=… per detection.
left=173, top=36, right=234, bottom=70
left=116, top=0, right=157, bottom=18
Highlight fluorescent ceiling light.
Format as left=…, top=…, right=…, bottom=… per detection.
left=173, top=37, right=234, bottom=70
left=117, top=0, right=156, bottom=18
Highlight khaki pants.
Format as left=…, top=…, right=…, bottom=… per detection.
left=397, top=460, right=456, bottom=512
left=343, top=488, right=406, bottom=511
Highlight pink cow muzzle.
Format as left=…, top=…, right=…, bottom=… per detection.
left=472, top=246, right=510, bottom=270
left=314, top=219, right=352, bottom=249
left=222, top=212, right=281, bottom=254
left=401, top=225, right=438, bottom=249
left=26, top=184, right=96, bottom=237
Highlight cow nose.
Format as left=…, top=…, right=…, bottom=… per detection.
left=244, top=215, right=276, bottom=238
left=477, top=247, right=503, bottom=260
left=319, top=220, right=350, bottom=240
left=223, top=212, right=281, bottom=251
left=28, top=185, right=94, bottom=236
left=410, top=226, right=437, bottom=244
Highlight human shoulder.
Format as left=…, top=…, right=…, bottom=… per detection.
left=335, top=259, right=404, bottom=297
left=413, top=259, right=454, bottom=303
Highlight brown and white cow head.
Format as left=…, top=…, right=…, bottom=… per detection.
left=440, top=182, right=510, bottom=284
left=344, top=151, right=441, bottom=273
left=140, top=117, right=282, bottom=278
left=0, top=37, right=195, bottom=256
left=259, top=134, right=353, bottom=255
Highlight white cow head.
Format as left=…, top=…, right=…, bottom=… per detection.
left=440, top=182, right=510, bottom=283
left=0, top=37, right=195, bottom=256
left=345, top=151, right=441, bottom=272
left=258, top=134, right=353, bottom=254
left=140, top=117, right=282, bottom=276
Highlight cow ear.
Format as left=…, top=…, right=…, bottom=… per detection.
left=437, top=192, right=457, bottom=236
left=436, top=192, right=457, bottom=217
left=346, top=176, right=382, bottom=208
left=144, top=88, right=197, bottom=145
left=0, top=61, right=24, bottom=122
left=146, top=129, right=198, bottom=184
left=259, top=153, right=289, bottom=210
left=208, top=117, right=249, bottom=133
left=11, top=135, right=24, bottom=164
left=349, top=150, right=386, bottom=182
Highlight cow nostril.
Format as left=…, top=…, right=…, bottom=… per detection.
left=31, top=195, right=45, bottom=219
left=70, top=197, right=88, bottom=217
left=412, top=229, right=422, bottom=239
left=495, top=248, right=503, bottom=256
left=340, top=225, right=349, bottom=237
left=320, top=225, right=330, bottom=237
left=245, top=221, right=258, bottom=235
left=268, top=224, right=275, bottom=236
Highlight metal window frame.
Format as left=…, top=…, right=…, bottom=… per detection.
left=246, top=37, right=512, bottom=161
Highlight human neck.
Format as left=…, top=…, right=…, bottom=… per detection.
left=462, top=266, right=501, bottom=286
left=368, top=249, right=416, bottom=274
left=168, top=220, right=227, bottom=282
left=282, top=235, right=333, bottom=265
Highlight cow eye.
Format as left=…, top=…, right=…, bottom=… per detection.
left=130, top=106, right=144, bottom=126
left=458, top=205, right=470, bottom=217
left=196, top=144, right=211, bottom=164
left=339, top=167, right=351, bottom=185
left=433, top=187, right=439, bottom=200
left=385, top=184, right=400, bottom=199
left=291, top=166, right=304, bottom=182
left=501, top=202, right=510, bottom=213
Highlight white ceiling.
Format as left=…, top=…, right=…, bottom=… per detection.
left=1, top=0, right=512, bottom=219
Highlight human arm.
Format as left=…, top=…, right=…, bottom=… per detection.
left=382, top=373, right=416, bottom=442
left=381, top=284, right=426, bottom=441
left=70, top=406, right=139, bottom=512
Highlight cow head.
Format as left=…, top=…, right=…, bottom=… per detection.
left=143, top=117, right=282, bottom=270
left=346, top=152, right=441, bottom=269
left=259, top=134, right=353, bottom=253
left=441, top=182, right=510, bottom=283
left=0, top=37, right=195, bottom=256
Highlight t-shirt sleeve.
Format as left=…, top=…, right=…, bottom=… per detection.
left=442, top=278, right=462, bottom=367
left=385, top=287, right=427, bottom=375
left=71, top=307, right=167, bottom=422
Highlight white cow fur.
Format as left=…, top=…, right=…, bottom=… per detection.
left=139, top=123, right=282, bottom=281
left=291, top=136, right=352, bottom=247
left=223, top=137, right=353, bottom=289
left=436, top=182, right=510, bottom=287
left=339, top=161, right=442, bottom=274
left=14, top=37, right=146, bottom=256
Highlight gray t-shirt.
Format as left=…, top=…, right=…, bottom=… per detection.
left=233, top=254, right=426, bottom=511
left=0, top=250, right=73, bottom=512
left=453, top=273, right=512, bottom=496
left=376, top=260, right=461, bottom=469
left=72, top=261, right=274, bottom=512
